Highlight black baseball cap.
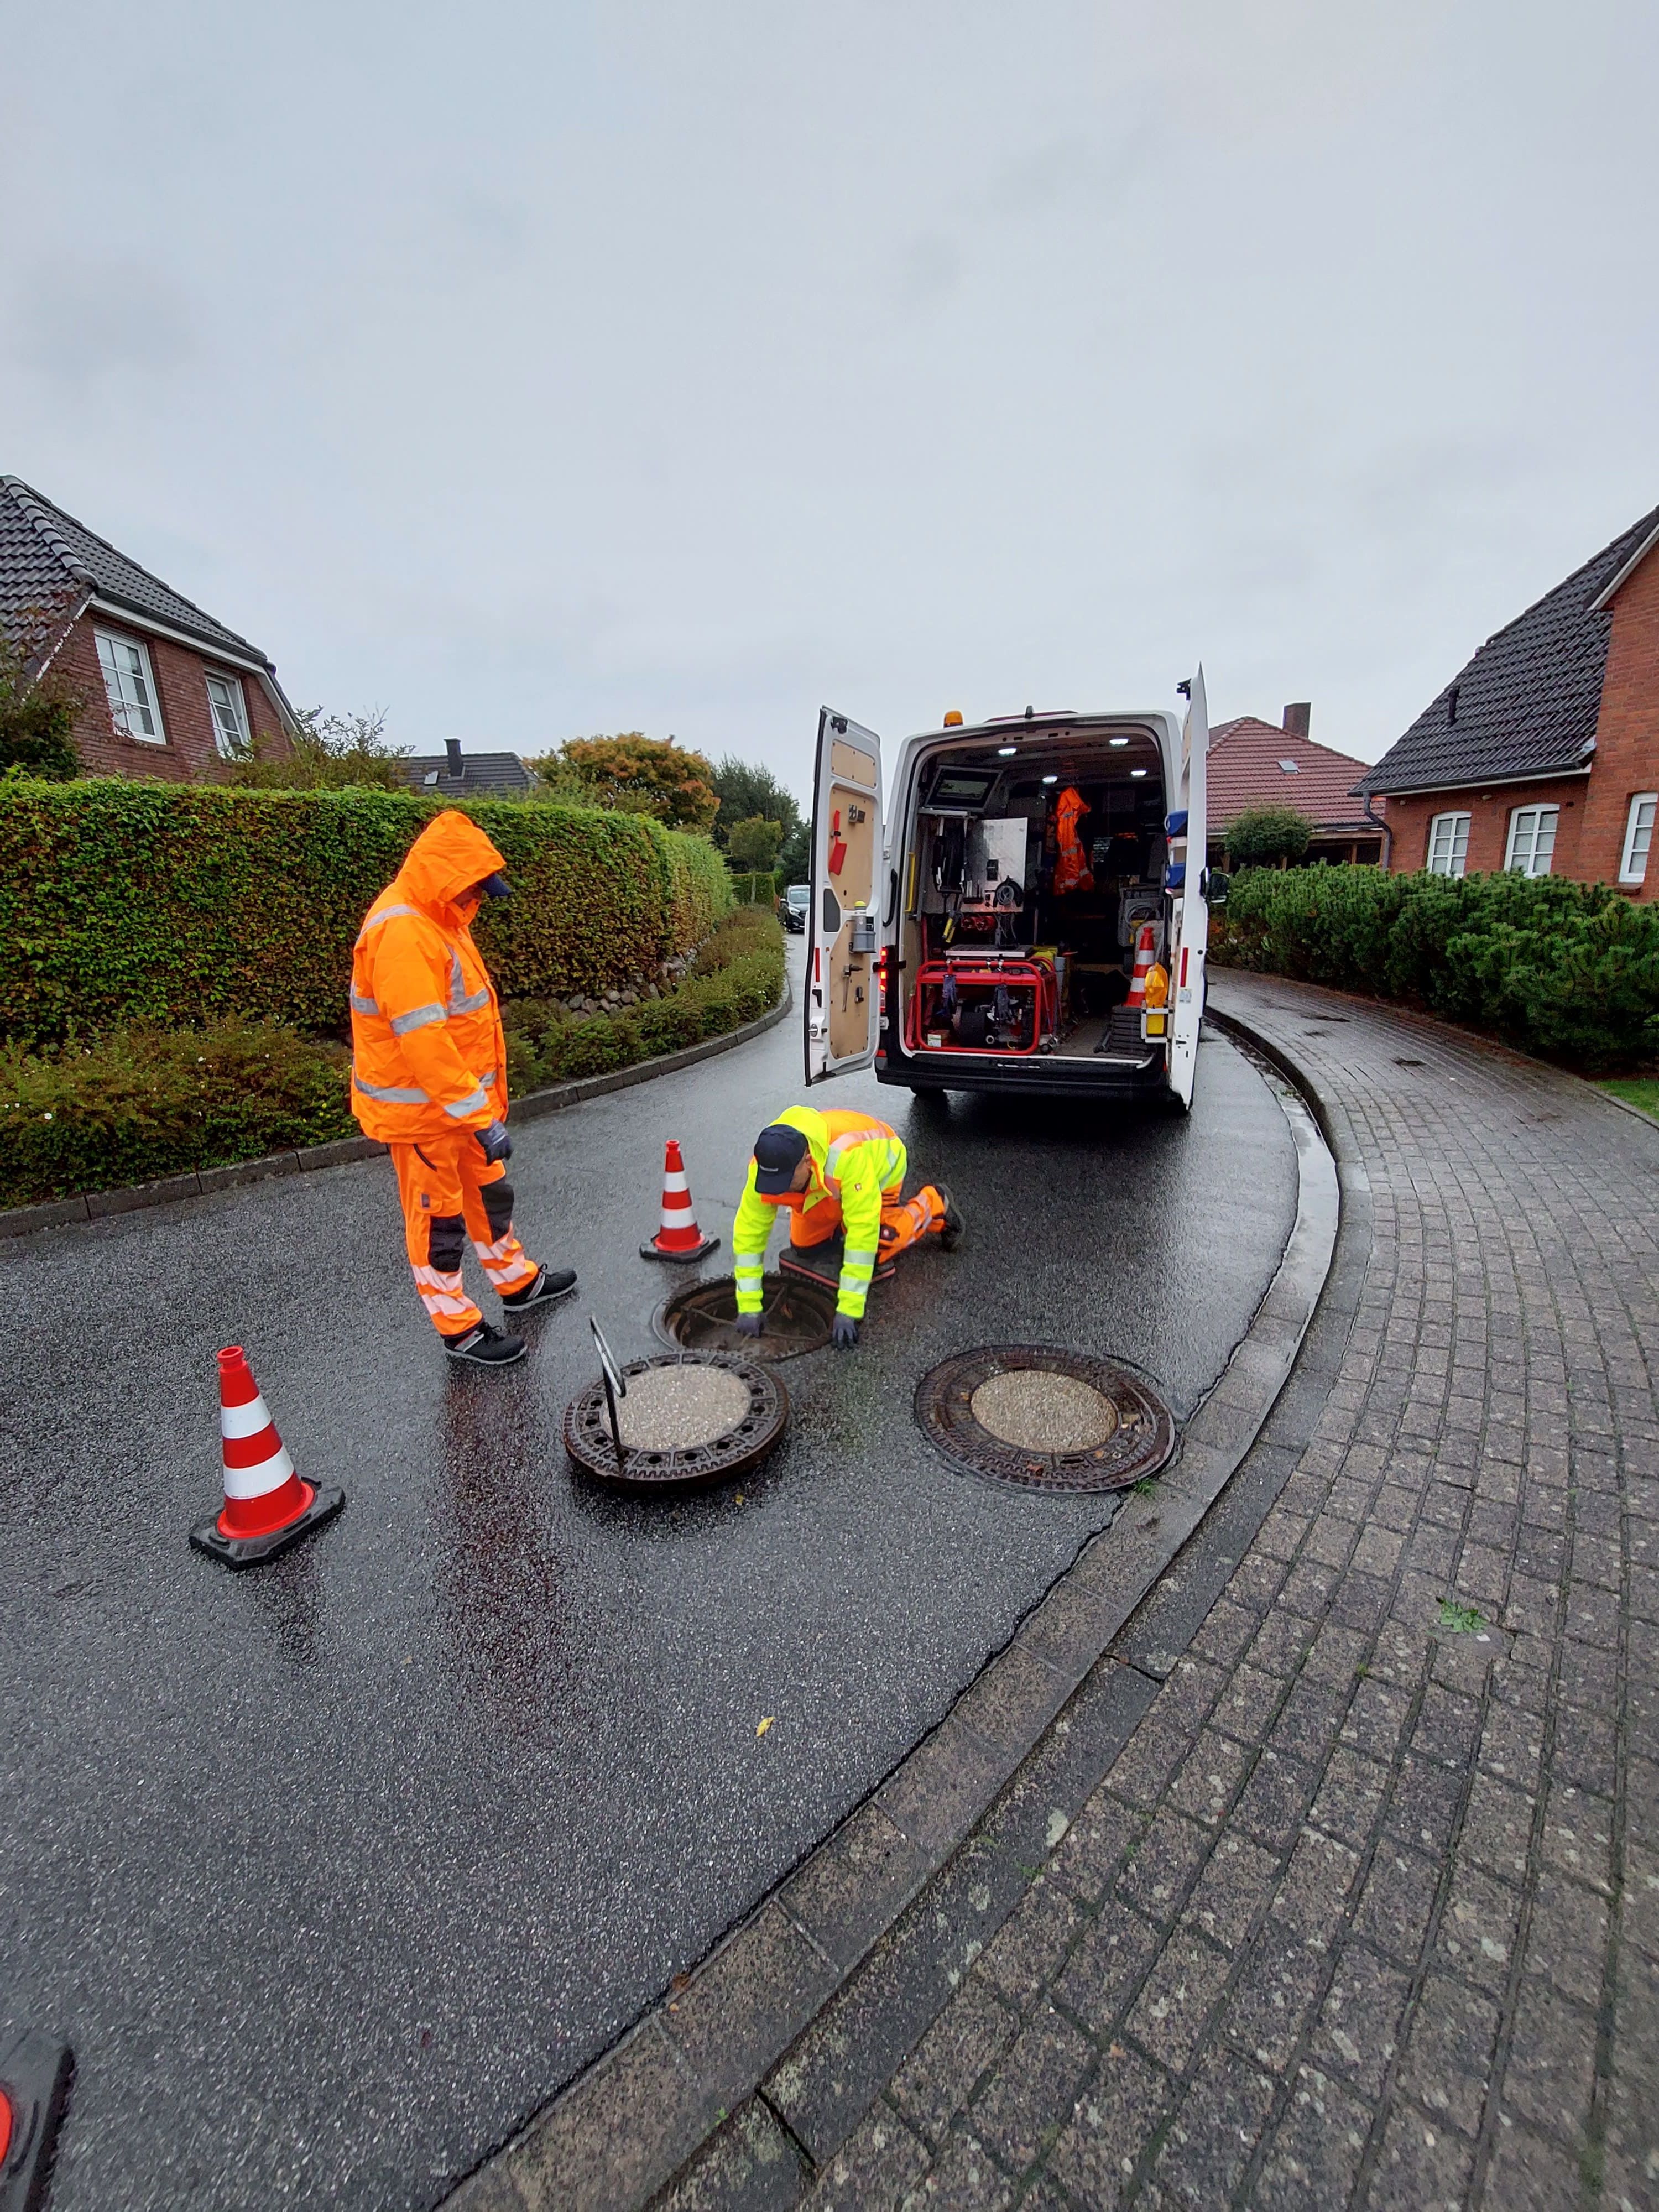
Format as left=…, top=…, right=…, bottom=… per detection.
left=752, top=1123, right=810, bottom=1194
left=475, top=872, right=512, bottom=900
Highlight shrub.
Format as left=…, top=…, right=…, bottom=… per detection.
left=1223, top=806, right=1314, bottom=870
left=526, top=734, right=719, bottom=830
left=728, top=815, right=784, bottom=873
left=227, top=706, right=409, bottom=790
left=1213, top=865, right=1659, bottom=1071
left=0, top=632, right=81, bottom=781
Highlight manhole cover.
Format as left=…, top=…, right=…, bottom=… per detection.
left=565, top=1352, right=789, bottom=1487
left=915, top=1346, right=1175, bottom=1494
left=655, top=1273, right=838, bottom=1361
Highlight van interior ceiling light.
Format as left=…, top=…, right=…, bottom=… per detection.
left=997, top=745, right=1017, bottom=757
left=1109, top=737, right=1129, bottom=748
left=1041, top=774, right=1058, bottom=785
left=1130, top=768, right=1148, bottom=778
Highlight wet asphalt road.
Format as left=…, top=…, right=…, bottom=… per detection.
left=1, top=944, right=1297, bottom=2209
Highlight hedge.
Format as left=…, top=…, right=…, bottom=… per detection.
left=1212, top=865, right=1659, bottom=1071
left=731, top=870, right=781, bottom=906
left=0, top=778, right=731, bottom=1047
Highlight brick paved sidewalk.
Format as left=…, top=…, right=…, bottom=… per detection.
left=783, top=978, right=1658, bottom=2212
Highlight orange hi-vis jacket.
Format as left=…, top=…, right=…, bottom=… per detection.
left=348, top=812, right=510, bottom=1145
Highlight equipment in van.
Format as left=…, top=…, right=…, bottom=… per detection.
left=907, top=953, right=1059, bottom=1056
left=1052, top=786, right=1093, bottom=894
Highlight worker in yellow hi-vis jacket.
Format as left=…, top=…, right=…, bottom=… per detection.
left=731, top=1105, right=962, bottom=1349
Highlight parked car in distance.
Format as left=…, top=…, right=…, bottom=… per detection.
left=778, top=882, right=810, bottom=933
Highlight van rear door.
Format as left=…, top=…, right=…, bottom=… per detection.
left=1168, top=667, right=1208, bottom=1109
left=805, top=707, right=884, bottom=1086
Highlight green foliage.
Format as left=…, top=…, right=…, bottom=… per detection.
left=526, top=733, right=719, bottom=831
left=728, top=813, right=784, bottom=872
left=0, top=779, right=731, bottom=1046
left=1597, top=1076, right=1659, bottom=1120
left=227, top=706, right=409, bottom=790
left=710, top=755, right=801, bottom=849
left=0, top=1019, right=354, bottom=1207
left=1213, top=864, right=1659, bottom=1071
left=0, top=632, right=81, bottom=781
left=730, top=871, right=780, bottom=906
left=1223, top=805, right=1314, bottom=869
left=775, top=817, right=810, bottom=886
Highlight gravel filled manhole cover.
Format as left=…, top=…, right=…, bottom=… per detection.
left=655, top=1273, right=838, bottom=1361
left=565, top=1352, right=788, bottom=1488
left=915, top=1346, right=1175, bottom=1494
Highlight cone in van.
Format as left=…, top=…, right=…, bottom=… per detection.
left=191, top=1346, right=345, bottom=1569
left=1125, top=925, right=1157, bottom=1010
left=640, top=1139, right=721, bottom=1262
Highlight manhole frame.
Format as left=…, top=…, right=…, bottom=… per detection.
left=565, top=1350, right=789, bottom=1489
left=651, top=1271, right=839, bottom=1363
left=914, top=1344, right=1175, bottom=1495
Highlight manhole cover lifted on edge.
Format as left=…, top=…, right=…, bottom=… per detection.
left=565, top=1351, right=789, bottom=1488
left=915, top=1345, right=1175, bottom=1494
left=654, top=1272, right=838, bottom=1362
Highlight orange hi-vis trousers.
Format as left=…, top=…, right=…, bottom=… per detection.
left=784, top=1180, right=947, bottom=1262
left=390, top=1136, right=539, bottom=1337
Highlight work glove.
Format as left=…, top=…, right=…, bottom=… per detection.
left=476, top=1119, right=513, bottom=1165
left=832, top=1314, right=860, bottom=1352
left=734, top=1313, right=763, bottom=1338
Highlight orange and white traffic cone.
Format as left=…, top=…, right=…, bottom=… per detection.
left=639, top=1139, right=721, bottom=1263
left=1125, top=924, right=1157, bottom=1010
left=190, top=1345, right=345, bottom=1569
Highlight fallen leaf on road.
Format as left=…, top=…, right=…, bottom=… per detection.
left=756, top=1717, right=775, bottom=1737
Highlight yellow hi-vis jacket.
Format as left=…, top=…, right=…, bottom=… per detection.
left=348, top=811, right=510, bottom=1145
left=732, top=1106, right=907, bottom=1321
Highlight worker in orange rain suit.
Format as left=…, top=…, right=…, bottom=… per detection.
left=731, top=1106, right=963, bottom=1351
left=349, top=810, right=577, bottom=1368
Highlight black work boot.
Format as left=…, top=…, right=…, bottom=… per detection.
left=442, top=1321, right=526, bottom=1366
left=500, top=1265, right=578, bottom=1313
left=936, top=1186, right=965, bottom=1251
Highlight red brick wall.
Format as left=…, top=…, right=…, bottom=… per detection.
left=1381, top=778, right=1593, bottom=879
left=51, top=613, right=291, bottom=783
left=1580, top=546, right=1659, bottom=899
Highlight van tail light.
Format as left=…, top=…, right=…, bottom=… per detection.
left=1180, top=947, right=1189, bottom=988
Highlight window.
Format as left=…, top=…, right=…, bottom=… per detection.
left=1426, top=811, right=1470, bottom=877
left=205, top=671, right=251, bottom=760
left=1505, top=803, right=1559, bottom=877
left=1277, top=759, right=1300, bottom=773
left=1620, top=794, right=1656, bottom=886
left=95, top=629, right=164, bottom=742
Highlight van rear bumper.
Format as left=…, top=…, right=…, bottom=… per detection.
left=877, top=1050, right=1169, bottom=1103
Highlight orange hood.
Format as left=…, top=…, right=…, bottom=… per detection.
left=395, top=811, right=507, bottom=925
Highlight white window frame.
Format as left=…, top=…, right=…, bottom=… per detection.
left=95, top=628, right=165, bottom=743
left=1619, top=793, right=1656, bottom=886
left=1505, top=802, right=1559, bottom=878
left=205, top=670, right=252, bottom=760
left=1426, top=810, right=1470, bottom=878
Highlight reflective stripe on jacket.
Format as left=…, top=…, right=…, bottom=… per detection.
left=732, top=1105, right=907, bottom=1320
left=347, top=811, right=510, bottom=1145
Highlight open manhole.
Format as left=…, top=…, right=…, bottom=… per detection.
left=654, top=1272, right=838, bottom=1361
left=915, top=1345, right=1175, bottom=1494
left=565, top=1351, right=789, bottom=1488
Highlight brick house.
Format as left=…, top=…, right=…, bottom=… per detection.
left=1206, top=705, right=1384, bottom=868
left=1355, top=502, right=1659, bottom=898
left=0, top=476, right=297, bottom=780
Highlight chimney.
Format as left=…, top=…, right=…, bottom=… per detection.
left=444, top=738, right=463, bottom=778
left=1281, top=702, right=1311, bottom=740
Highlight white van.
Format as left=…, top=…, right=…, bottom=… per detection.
left=803, top=672, right=1222, bottom=1110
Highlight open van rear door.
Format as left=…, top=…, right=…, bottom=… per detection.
left=805, top=707, right=883, bottom=1085
left=1168, top=666, right=1208, bottom=1110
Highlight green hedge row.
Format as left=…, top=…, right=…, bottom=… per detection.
left=1212, top=865, right=1659, bottom=1070
left=731, top=870, right=782, bottom=905
left=0, top=778, right=731, bottom=1046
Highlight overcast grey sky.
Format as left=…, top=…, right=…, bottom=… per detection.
left=4, top=1, right=1655, bottom=794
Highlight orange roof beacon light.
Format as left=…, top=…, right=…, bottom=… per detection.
left=943, top=709, right=964, bottom=726
left=1141, top=961, right=1171, bottom=1040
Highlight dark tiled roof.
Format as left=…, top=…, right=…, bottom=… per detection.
left=1357, top=502, right=1659, bottom=795
left=1207, top=717, right=1378, bottom=831
left=0, top=475, right=273, bottom=669
left=403, top=752, right=534, bottom=796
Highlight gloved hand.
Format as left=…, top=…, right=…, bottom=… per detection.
left=734, top=1313, right=763, bottom=1338
left=476, top=1119, right=513, bottom=1165
left=832, top=1314, right=860, bottom=1351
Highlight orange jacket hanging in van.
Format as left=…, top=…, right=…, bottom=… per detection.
left=1052, top=786, right=1094, bottom=894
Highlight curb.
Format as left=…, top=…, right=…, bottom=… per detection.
left=442, top=1018, right=1345, bottom=2212
left=0, top=979, right=793, bottom=1241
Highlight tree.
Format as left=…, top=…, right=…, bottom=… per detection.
left=229, top=707, right=410, bottom=791
left=728, top=815, right=784, bottom=872
left=1225, top=805, right=1314, bottom=870
left=0, top=631, right=82, bottom=780
left=775, top=817, right=811, bottom=886
left=710, top=755, right=801, bottom=850
left=526, top=733, right=718, bottom=831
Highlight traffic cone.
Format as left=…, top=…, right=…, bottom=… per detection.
left=190, top=1346, right=345, bottom=1569
left=1125, top=924, right=1157, bottom=1010
left=0, top=2025, right=74, bottom=2211
left=639, top=1139, right=721, bottom=1263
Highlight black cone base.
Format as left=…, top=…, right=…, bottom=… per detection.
left=190, top=1484, right=346, bottom=1571
left=639, top=1233, right=721, bottom=1263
